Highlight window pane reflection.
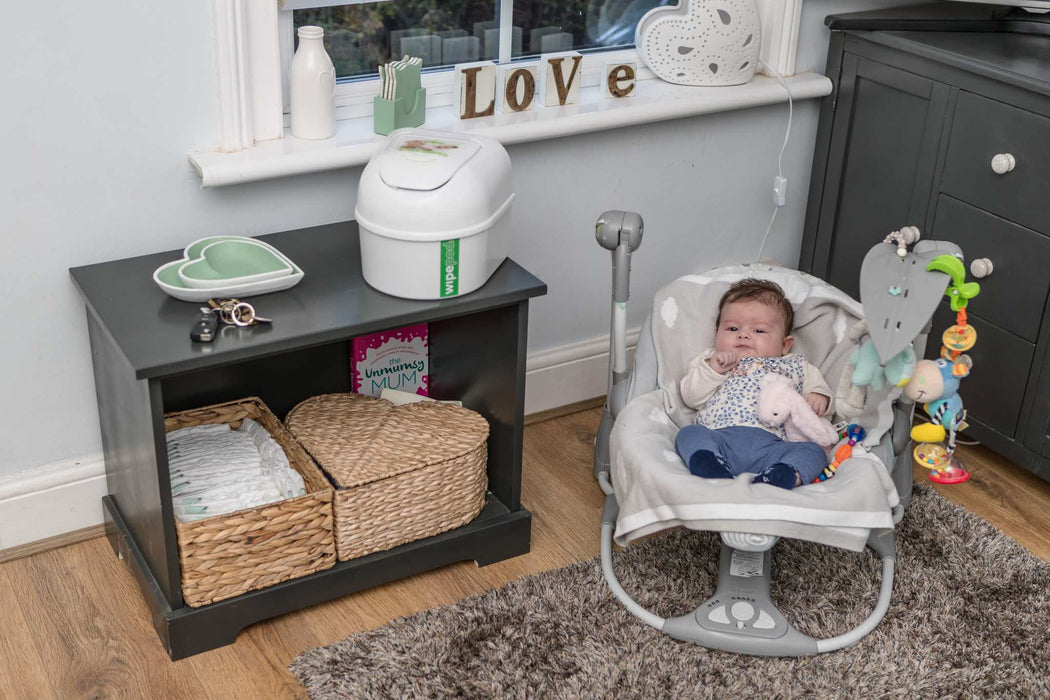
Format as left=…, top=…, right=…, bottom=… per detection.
left=294, top=2, right=500, bottom=80
left=511, top=0, right=672, bottom=58
left=293, top=0, right=673, bottom=81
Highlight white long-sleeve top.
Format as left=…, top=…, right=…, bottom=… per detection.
left=680, top=349, right=833, bottom=435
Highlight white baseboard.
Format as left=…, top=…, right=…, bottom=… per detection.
left=0, top=453, right=107, bottom=551
left=524, top=328, right=640, bottom=415
left=0, top=329, right=639, bottom=551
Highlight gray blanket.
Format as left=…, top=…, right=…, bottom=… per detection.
left=611, top=265, right=900, bottom=552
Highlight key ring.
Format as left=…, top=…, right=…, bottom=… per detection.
left=208, top=298, right=261, bottom=327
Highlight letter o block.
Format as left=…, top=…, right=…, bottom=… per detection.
left=499, top=64, right=538, bottom=113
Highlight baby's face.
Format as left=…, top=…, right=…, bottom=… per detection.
left=714, top=300, right=793, bottom=358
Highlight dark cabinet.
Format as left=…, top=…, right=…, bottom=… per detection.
left=803, top=7, right=1050, bottom=482
left=69, top=222, right=546, bottom=659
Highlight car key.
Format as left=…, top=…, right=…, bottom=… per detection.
left=190, top=307, right=219, bottom=343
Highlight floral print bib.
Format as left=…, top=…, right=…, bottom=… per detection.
left=697, top=353, right=807, bottom=438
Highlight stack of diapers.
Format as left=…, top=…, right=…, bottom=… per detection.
left=167, top=419, right=306, bottom=522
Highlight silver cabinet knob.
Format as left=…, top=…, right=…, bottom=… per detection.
left=970, top=258, right=994, bottom=278
left=991, top=153, right=1016, bottom=175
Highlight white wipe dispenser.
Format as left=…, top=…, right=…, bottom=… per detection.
left=355, top=129, right=514, bottom=299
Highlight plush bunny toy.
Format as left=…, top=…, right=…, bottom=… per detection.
left=756, top=373, right=839, bottom=446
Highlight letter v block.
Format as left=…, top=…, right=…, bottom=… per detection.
left=538, top=52, right=583, bottom=107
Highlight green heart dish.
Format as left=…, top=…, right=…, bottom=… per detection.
left=152, top=236, right=303, bottom=302
left=178, top=240, right=292, bottom=289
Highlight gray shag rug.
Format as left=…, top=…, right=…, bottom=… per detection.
left=291, top=484, right=1050, bottom=699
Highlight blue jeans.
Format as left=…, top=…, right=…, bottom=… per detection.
left=675, top=424, right=828, bottom=485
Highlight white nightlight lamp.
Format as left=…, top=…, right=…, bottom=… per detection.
left=636, top=0, right=761, bottom=86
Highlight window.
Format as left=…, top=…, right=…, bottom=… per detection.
left=277, top=0, right=673, bottom=122
left=286, top=0, right=672, bottom=82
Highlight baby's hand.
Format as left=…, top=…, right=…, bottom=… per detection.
left=706, top=351, right=739, bottom=375
left=805, top=392, right=830, bottom=416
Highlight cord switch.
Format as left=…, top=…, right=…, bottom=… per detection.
left=773, top=176, right=788, bottom=207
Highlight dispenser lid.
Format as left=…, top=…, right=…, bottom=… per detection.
left=377, top=131, right=482, bottom=191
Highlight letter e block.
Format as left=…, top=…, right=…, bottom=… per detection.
left=537, top=52, right=583, bottom=107
left=454, top=61, right=497, bottom=119
left=602, top=62, right=637, bottom=99
left=499, top=64, right=538, bottom=113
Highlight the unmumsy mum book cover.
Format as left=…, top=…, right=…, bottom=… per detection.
left=351, top=323, right=429, bottom=397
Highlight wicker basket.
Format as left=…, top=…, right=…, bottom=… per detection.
left=164, top=397, right=336, bottom=607
left=284, top=393, right=489, bottom=561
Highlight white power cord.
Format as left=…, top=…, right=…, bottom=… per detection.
left=756, top=61, right=793, bottom=263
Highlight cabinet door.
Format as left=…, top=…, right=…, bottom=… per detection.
left=809, top=54, right=950, bottom=299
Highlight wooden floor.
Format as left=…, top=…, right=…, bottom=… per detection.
left=2, top=407, right=1049, bottom=699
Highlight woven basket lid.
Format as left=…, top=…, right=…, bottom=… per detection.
left=285, top=393, right=489, bottom=489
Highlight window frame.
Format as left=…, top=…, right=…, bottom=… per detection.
left=214, top=0, right=803, bottom=152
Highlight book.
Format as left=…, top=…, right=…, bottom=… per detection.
left=351, top=323, right=429, bottom=397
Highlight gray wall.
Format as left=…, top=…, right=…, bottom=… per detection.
left=0, top=0, right=905, bottom=477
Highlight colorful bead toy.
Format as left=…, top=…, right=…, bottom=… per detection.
left=814, top=424, right=865, bottom=482
left=902, top=254, right=981, bottom=485
left=942, top=307, right=977, bottom=354
left=913, top=442, right=950, bottom=470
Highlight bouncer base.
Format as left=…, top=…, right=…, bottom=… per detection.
left=662, top=543, right=820, bottom=656
left=601, top=494, right=897, bottom=657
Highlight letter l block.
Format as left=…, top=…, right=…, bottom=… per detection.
left=454, top=61, right=498, bottom=119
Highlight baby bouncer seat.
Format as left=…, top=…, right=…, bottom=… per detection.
left=592, top=212, right=963, bottom=655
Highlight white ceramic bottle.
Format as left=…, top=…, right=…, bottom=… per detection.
left=290, top=26, right=336, bottom=139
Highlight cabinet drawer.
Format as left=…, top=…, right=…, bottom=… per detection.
left=928, top=305, right=1033, bottom=439
left=941, top=91, right=1050, bottom=234
left=931, top=195, right=1050, bottom=342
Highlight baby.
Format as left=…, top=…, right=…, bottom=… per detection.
left=675, top=279, right=833, bottom=489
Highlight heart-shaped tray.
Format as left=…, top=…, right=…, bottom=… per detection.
left=152, top=236, right=303, bottom=302
left=178, top=239, right=293, bottom=289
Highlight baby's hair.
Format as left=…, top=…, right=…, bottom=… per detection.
left=716, top=279, right=794, bottom=334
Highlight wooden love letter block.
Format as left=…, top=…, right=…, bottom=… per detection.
left=499, top=64, right=538, bottom=113
left=454, top=61, right=498, bottom=119
left=538, top=52, right=583, bottom=107
left=602, top=61, right=637, bottom=99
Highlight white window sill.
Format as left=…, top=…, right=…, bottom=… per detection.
left=188, top=72, right=831, bottom=188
